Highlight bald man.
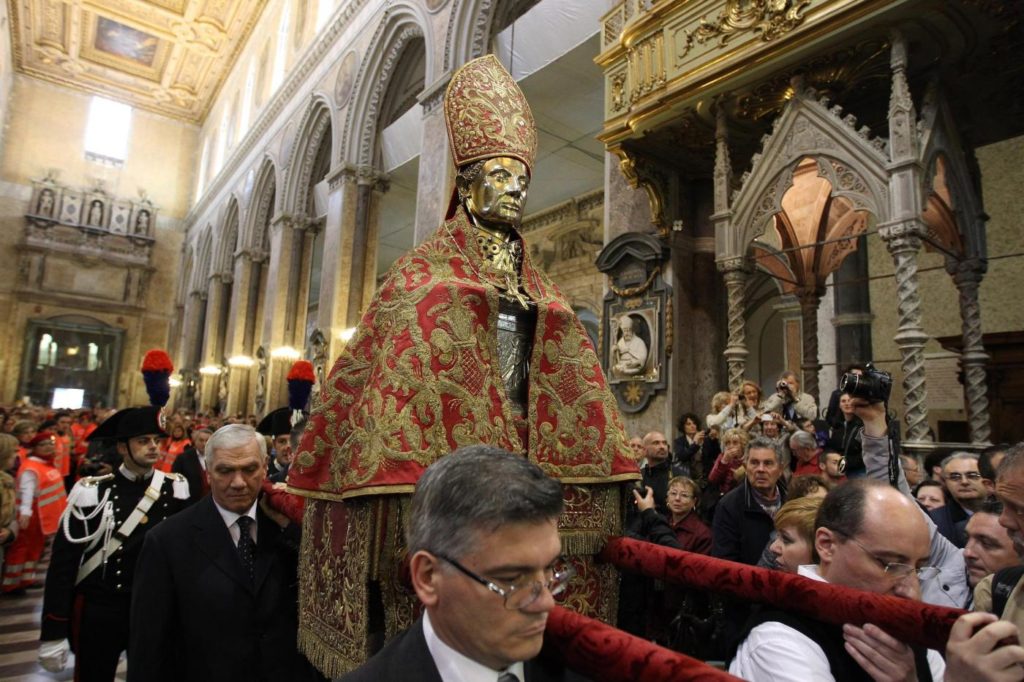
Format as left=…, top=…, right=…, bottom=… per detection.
left=732, top=480, right=945, bottom=681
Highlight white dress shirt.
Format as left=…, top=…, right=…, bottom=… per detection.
left=730, top=564, right=946, bottom=681
left=423, top=610, right=526, bottom=682
left=213, top=499, right=258, bottom=546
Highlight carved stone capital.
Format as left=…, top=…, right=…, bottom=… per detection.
left=878, top=221, right=924, bottom=253
left=356, top=166, right=390, bottom=193
left=418, top=74, right=451, bottom=115
left=326, top=163, right=358, bottom=191
left=948, top=256, right=987, bottom=285
left=717, top=256, right=752, bottom=275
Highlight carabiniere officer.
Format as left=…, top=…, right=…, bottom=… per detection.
left=38, top=406, right=189, bottom=680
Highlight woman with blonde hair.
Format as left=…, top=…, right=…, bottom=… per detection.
left=0, top=434, right=20, bottom=569
left=707, top=389, right=756, bottom=431
left=768, top=495, right=824, bottom=573
left=707, top=427, right=750, bottom=498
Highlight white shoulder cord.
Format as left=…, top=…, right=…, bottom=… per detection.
left=60, top=483, right=114, bottom=552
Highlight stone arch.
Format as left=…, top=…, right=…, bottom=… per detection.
left=282, top=97, right=334, bottom=215
left=444, top=0, right=537, bottom=73
left=341, top=3, right=432, bottom=168
left=919, top=86, right=985, bottom=260
left=192, top=227, right=214, bottom=293
left=724, top=87, right=890, bottom=261
left=245, top=157, right=279, bottom=252
left=215, top=197, right=242, bottom=275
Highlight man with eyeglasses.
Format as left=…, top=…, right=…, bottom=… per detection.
left=930, top=452, right=987, bottom=548
left=731, top=479, right=946, bottom=681
left=341, top=446, right=585, bottom=682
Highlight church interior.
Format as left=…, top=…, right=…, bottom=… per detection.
left=0, top=0, right=1023, bottom=678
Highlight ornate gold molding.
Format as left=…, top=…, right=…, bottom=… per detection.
left=681, top=0, right=812, bottom=58
left=613, top=146, right=668, bottom=237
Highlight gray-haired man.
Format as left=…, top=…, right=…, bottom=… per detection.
left=342, top=446, right=585, bottom=682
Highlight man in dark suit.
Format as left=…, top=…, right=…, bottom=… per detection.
left=171, top=426, right=211, bottom=504
left=342, top=446, right=585, bottom=682
left=128, top=424, right=321, bottom=682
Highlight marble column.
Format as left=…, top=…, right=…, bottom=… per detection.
left=718, top=257, right=750, bottom=391
left=950, top=257, right=992, bottom=444
left=414, top=78, right=454, bottom=245
left=316, top=164, right=358, bottom=361
left=198, top=272, right=230, bottom=412
left=798, top=288, right=824, bottom=408
left=224, top=250, right=265, bottom=416
left=346, top=169, right=389, bottom=327
left=261, top=214, right=302, bottom=411
left=880, top=223, right=930, bottom=442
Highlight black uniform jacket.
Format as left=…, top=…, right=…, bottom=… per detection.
left=41, top=469, right=186, bottom=642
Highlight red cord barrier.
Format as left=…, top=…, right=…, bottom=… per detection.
left=600, top=536, right=964, bottom=652
left=546, top=606, right=742, bottom=681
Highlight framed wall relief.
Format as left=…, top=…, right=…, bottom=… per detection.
left=596, top=233, right=670, bottom=414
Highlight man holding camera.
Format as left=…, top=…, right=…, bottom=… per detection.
left=761, top=371, right=818, bottom=424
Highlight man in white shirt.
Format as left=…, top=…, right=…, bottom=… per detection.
left=731, top=479, right=946, bottom=681
left=341, top=446, right=586, bottom=682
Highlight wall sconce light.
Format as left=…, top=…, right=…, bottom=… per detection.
left=198, top=365, right=223, bottom=376
left=270, top=346, right=302, bottom=360
left=169, top=376, right=183, bottom=388
left=338, top=327, right=357, bottom=342
left=227, top=355, right=255, bottom=368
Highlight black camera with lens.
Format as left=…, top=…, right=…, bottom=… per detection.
left=839, top=362, right=892, bottom=404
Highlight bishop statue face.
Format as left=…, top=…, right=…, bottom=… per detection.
left=460, top=157, right=530, bottom=230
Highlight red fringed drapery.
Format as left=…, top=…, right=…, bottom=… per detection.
left=600, top=536, right=964, bottom=652
left=545, top=607, right=741, bottom=681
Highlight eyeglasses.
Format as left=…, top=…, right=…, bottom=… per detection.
left=668, top=492, right=694, bottom=499
left=436, top=554, right=575, bottom=610
left=837, top=533, right=941, bottom=582
left=946, top=472, right=982, bottom=482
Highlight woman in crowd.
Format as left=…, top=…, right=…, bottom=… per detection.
left=707, top=428, right=749, bottom=499
left=768, top=495, right=824, bottom=573
left=673, top=413, right=705, bottom=477
left=706, top=391, right=755, bottom=432
left=914, top=480, right=946, bottom=512
left=739, top=380, right=765, bottom=414
left=156, top=423, right=191, bottom=473
left=664, top=476, right=712, bottom=554
left=827, top=393, right=864, bottom=477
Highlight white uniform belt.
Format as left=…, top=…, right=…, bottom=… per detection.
left=75, top=470, right=165, bottom=585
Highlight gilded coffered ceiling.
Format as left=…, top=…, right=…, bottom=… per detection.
left=6, top=0, right=268, bottom=122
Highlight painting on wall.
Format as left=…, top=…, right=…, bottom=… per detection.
left=94, top=17, right=159, bottom=67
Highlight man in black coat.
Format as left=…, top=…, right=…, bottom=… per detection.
left=711, top=437, right=787, bottom=566
left=170, top=426, right=211, bottom=504
left=128, top=424, right=321, bottom=682
left=341, top=446, right=586, bottom=682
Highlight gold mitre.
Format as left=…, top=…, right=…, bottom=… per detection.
left=444, top=54, right=537, bottom=174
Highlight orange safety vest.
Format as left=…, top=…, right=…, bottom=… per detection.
left=53, top=434, right=71, bottom=477
left=18, top=457, right=68, bottom=535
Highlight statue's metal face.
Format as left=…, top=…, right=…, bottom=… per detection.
left=464, top=157, right=530, bottom=229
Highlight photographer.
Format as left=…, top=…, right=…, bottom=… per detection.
left=761, top=371, right=818, bottom=423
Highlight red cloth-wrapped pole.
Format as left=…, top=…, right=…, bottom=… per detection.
left=600, top=536, right=963, bottom=652
left=546, top=606, right=741, bottom=682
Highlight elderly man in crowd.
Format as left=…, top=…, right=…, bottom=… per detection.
left=712, top=436, right=787, bottom=565
left=789, top=430, right=821, bottom=477
left=731, top=479, right=946, bottom=681
left=129, top=424, right=321, bottom=681
left=963, top=498, right=1018, bottom=595
left=640, top=431, right=682, bottom=515
left=342, top=446, right=583, bottom=681
left=171, top=426, right=212, bottom=504
left=761, top=370, right=818, bottom=423
left=931, top=452, right=988, bottom=547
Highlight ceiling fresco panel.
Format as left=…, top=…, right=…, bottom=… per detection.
left=7, top=0, right=269, bottom=122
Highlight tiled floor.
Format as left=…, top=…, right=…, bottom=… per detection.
left=0, top=549, right=126, bottom=681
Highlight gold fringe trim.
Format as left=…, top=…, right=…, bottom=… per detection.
left=297, top=625, right=358, bottom=679
left=559, top=531, right=611, bottom=556
left=288, top=474, right=638, bottom=501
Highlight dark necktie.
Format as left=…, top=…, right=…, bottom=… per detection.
left=498, top=672, right=519, bottom=682
left=236, top=516, right=256, bottom=582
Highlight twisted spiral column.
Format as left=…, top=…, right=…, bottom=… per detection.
left=719, top=258, right=750, bottom=391
left=953, top=259, right=991, bottom=444
left=882, top=226, right=930, bottom=441
left=799, top=290, right=823, bottom=408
